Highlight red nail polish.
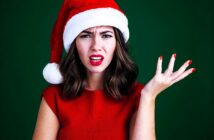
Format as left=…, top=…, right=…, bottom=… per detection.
left=188, top=60, right=192, bottom=65
left=173, top=53, right=176, bottom=58
left=192, top=68, right=196, bottom=73
left=159, top=56, right=162, bottom=60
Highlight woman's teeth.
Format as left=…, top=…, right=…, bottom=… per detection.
left=90, top=57, right=102, bottom=60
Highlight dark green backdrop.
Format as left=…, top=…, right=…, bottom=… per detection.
left=0, top=0, right=213, bottom=139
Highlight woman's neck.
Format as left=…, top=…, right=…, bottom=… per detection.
left=85, top=71, right=104, bottom=90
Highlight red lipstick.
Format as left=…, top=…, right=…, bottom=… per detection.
left=89, top=54, right=104, bottom=66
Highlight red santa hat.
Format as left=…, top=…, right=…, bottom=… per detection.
left=43, top=0, right=129, bottom=84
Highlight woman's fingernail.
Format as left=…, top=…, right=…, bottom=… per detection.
left=192, top=68, right=196, bottom=73
left=173, top=53, right=176, bottom=58
left=188, top=60, right=192, bottom=65
left=159, top=56, right=162, bottom=60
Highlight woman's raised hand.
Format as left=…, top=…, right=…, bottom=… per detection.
left=141, top=53, right=196, bottom=101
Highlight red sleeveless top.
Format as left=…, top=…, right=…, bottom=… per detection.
left=42, top=82, right=144, bottom=140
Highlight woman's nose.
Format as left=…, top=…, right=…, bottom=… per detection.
left=90, top=36, right=102, bottom=51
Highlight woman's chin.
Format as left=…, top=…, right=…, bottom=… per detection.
left=86, top=67, right=106, bottom=75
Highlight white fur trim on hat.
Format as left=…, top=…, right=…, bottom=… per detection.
left=42, top=63, right=64, bottom=84
left=63, top=8, right=129, bottom=52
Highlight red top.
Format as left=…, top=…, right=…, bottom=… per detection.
left=42, top=82, right=144, bottom=140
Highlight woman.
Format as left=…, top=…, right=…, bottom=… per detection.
left=33, top=0, right=195, bottom=140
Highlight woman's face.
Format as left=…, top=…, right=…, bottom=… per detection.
left=76, top=26, right=116, bottom=74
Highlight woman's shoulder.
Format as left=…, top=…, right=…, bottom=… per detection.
left=131, top=81, right=144, bottom=92
left=41, top=85, right=63, bottom=117
left=126, top=81, right=144, bottom=97
left=42, top=84, right=63, bottom=97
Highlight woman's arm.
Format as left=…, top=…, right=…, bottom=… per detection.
left=130, top=95, right=156, bottom=140
left=130, top=54, right=195, bottom=140
left=32, top=98, right=59, bottom=140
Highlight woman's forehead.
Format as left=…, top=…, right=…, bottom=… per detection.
left=84, top=26, right=114, bottom=33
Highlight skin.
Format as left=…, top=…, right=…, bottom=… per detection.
left=130, top=54, right=195, bottom=140
left=75, top=26, right=116, bottom=90
left=33, top=98, right=59, bottom=140
left=33, top=26, right=195, bottom=140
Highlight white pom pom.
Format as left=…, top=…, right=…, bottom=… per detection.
left=42, top=63, right=63, bottom=84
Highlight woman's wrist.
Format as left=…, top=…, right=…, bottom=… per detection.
left=140, top=90, right=157, bottom=104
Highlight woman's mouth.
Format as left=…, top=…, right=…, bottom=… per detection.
left=89, top=55, right=104, bottom=66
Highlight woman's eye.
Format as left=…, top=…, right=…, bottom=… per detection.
left=102, top=34, right=112, bottom=39
left=79, top=34, right=91, bottom=38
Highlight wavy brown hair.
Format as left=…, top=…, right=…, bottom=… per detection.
left=59, top=27, right=138, bottom=100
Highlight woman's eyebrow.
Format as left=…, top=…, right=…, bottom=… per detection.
left=81, top=31, right=92, bottom=34
left=100, top=31, right=114, bottom=34
left=81, top=30, right=114, bottom=34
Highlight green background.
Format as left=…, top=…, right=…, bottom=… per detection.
left=0, top=0, right=213, bottom=139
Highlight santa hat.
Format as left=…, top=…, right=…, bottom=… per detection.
left=43, top=0, right=129, bottom=84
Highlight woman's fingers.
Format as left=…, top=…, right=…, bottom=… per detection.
left=156, top=56, right=162, bottom=75
left=171, top=59, right=192, bottom=81
left=145, top=54, right=196, bottom=98
left=164, top=53, right=176, bottom=76
left=155, top=54, right=195, bottom=85
left=171, top=68, right=196, bottom=84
